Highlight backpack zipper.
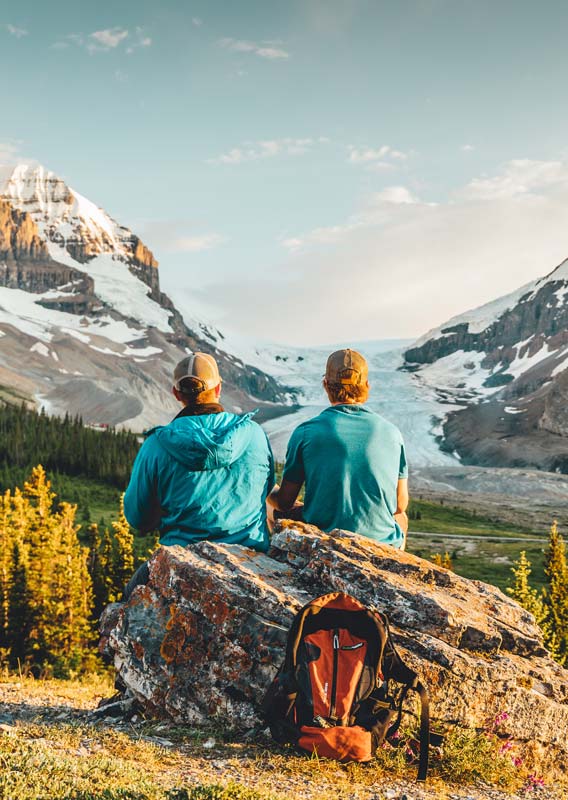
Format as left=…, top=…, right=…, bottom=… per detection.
left=329, top=629, right=339, bottom=719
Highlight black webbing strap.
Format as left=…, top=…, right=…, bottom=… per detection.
left=415, top=681, right=430, bottom=782
left=386, top=684, right=410, bottom=740
left=386, top=680, right=430, bottom=782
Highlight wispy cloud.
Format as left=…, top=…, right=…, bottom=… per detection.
left=205, top=158, right=568, bottom=344
left=347, top=144, right=409, bottom=171
left=90, top=27, right=129, bottom=49
left=126, top=27, right=152, bottom=54
left=281, top=186, right=418, bottom=252
left=458, top=159, right=568, bottom=201
left=52, top=27, right=151, bottom=54
left=5, top=24, right=28, bottom=38
left=0, top=139, right=22, bottom=165
left=139, top=220, right=225, bottom=254
left=218, top=37, right=289, bottom=60
left=192, top=17, right=203, bottom=27
left=209, top=137, right=329, bottom=165
left=171, top=234, right=225, bottom=253
left=461, top=144, right=475, bottom=152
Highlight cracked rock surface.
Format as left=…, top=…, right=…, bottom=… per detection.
left=101, top=521, right=568, bottom=780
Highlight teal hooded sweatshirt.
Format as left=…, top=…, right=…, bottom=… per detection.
left=123, top=410, right=275, bottom=552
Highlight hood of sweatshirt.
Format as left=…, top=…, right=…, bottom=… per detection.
left=149, top=412, right=257, bottom=471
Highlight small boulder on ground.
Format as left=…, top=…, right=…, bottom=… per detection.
left=100, top=521, right=568, bottom=779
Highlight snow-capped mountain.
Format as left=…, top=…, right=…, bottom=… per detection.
left=404, top=259, right=568, bottom=472
left=0, top=164, right=295, bottom=428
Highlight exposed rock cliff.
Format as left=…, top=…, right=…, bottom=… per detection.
left=404, top=259, right=568, bottom=471
left=0, top=197, right=96, bottom=312
left=100, top=522, right=568, bottom=780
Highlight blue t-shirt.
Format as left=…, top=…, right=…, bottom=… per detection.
left=282, top=405, right=407, bottom=548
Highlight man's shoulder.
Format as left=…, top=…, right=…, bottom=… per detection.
left=365, top=409, right=404, bottom=440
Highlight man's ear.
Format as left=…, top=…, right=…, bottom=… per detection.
left=173, top=386, right=183, bottom=402
left=215, top=383, right=222, bottom=398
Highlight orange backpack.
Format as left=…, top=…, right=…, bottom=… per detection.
left=261, top=592, right=431, bottom=781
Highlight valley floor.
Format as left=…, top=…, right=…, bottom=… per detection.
left=0, top=676, right=562, bottom=800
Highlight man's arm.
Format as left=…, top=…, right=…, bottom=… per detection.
left=123, top=439, right=161, bottom=533
left=394, top=477, right=409, bottom=547
left=269, top=425, right=305, bottom=512
left=268, top=479, right=303, bottom=511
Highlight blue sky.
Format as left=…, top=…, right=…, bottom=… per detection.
left=3, top=0, right=568, bottom=344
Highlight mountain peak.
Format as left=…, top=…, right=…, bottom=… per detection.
left=3, top=163, right=74, bottom=209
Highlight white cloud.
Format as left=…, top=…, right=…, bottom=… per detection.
left=209, top=137, right=327, bottom=165
left=218, top=37, right=289, bottom=60
left=138, top=220, right=224, bottom=254
left=458, top=159, right=568, bottom=200
left=192, top=17, right=203, bottom=27
left=5, top=24, right=28, bottom=38
left=170, top=234, right=224, bottom=253
left=126, top=27, right=152, bottom=54
left=282, top=185, right=418, bottom=251
left=461, top=144, right=475, bottom=152
left=0, top=140, right=21, bottom=164
left=52, top=27, right=151, bottom=54
left=348, top=145, right=408, bottom=164
left=205, top=157, right=568, bottom=345
left=348, top=145, right=410, bottom=173
left=90, top=28, right=129, bottom=49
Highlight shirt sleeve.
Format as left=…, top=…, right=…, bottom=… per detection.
left=123, top=437, right=162, bottom=532
left=398, top=439, right=409, bottom=479
left=282, top=425, right=305, bottom=485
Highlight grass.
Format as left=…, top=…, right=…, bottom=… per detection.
left=406, top=498, right=548, bottom=591
left=408, top=535, right=546, bottom=591
left=407, top=498, right=534, bottom=537
left=0, top=676, right=546, bottom=800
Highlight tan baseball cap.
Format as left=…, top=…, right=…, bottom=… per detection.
left=173, top=352, right=221, bottom=392
left=325, top=348, right=368, bottom=385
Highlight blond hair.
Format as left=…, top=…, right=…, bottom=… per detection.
left=324, top=382, right=369, bottom=404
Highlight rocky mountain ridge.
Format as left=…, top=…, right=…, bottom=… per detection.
left=0, top=164, right=295, bottom=428
left=404, top=259, right=568, bottom=471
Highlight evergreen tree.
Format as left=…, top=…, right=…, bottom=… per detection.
left=86, top=523, right=108, bottom=618
left=0, top=490, right=11, bottom=648
left=99, top=525, right=118, bottom=603
left=111, top=495, right=135, bottom=596
left=542, top=521, right=568, bottom=665
left=7, top=542, right=32, bottom=665
left=507, top=550, right=546, bottom=621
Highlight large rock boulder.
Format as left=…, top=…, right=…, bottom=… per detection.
left=101, top=522, right=568, bottom=778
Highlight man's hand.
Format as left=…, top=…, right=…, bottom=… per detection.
left=268, top=480, right=302, bottom=511
left=394, top=510, right=409, bottom=533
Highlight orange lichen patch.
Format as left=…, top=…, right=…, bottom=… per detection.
left=132, top=640, right=145, bottom=660
left=160, top=625, right=186, bottom=664
left=199, top=583, right=238, bottom=627
left=160, top=604, right=202, bottom=664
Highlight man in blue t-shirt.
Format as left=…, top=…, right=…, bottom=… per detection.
left=268, top=348, right=409, bottom=549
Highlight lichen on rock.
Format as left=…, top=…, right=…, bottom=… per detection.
left=100, top=521, right=568, bottom=779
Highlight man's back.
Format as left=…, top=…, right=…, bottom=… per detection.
left=282, top=404, right=407, bottom=546
left=124, top=410, right=274, bottom=552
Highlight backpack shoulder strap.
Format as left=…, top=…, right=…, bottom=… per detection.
left=375, top=609, right=430, bottom=782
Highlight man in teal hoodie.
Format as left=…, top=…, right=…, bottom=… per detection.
left=123, top=352, right=274, bottom=597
